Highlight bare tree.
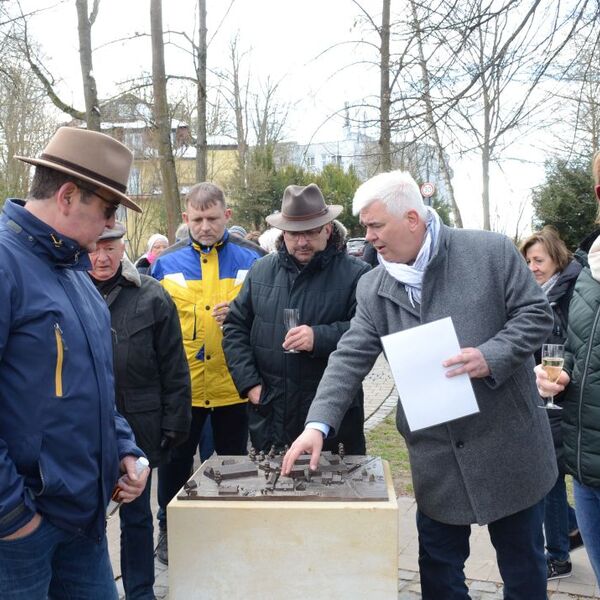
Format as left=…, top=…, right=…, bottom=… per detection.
left=195, top=0, right=208, bottom=181
left=151, top=0, right=180, bottom=242
left=409, top=0, right=464, bottom=227
left=10, top=0, right=102, bottom=129
left=0, top=60, right=57, bottom=198
left=75, top=0, right=101, bottom=131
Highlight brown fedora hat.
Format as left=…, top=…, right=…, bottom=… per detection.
left=15, top=126, right=141, bottom=213
left=266, top=183, right=342, bottom=231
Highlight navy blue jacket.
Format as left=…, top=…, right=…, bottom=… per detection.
left=0, top=199, right=141, bottom=539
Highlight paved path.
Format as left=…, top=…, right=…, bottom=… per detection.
left=108, top=355, right=599, bottom=599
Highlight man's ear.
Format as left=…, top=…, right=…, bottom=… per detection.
left=56, top=182, right=78, bottom=214
left=224, top=207, right=233, bottom=222
left=595, top=184, right=600, bottom=203
left=406, top=209, right=422, bottom=232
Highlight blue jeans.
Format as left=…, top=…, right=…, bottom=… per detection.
left=544, top=473, right=578, bottom=561
left=120, top=470, right=155, bottom=599
left=417, top=500, right=547, bottom=600
left=573, top=480, right=600, bottom=585
left=0, top=517, right=118, bottom=600
left=157, top=405, right=247, bottom=530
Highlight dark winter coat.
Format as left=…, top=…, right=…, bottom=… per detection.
left=222, top=223, right=371, bottom=452
left=562, top=236, right=600, bottom=487
left=97, top=257, right=192, bottom=467
left=134, top=255, right=152, bottom=275
left=535, top=259, right=582, bottom=449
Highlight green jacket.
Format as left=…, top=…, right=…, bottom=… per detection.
left=562, top=254, right=600, bottom=487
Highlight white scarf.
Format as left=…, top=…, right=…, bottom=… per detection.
left=378, top=206, right=441, bottom=306
left=589, top=235, right=600, bottom=282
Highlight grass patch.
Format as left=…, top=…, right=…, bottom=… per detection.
left=366, top=408, right=413, bottom=497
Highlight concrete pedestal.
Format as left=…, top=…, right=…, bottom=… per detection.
left=168, top=460, right=398, bottom=600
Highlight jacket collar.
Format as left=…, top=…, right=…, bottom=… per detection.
left=546, top=259, right=582, bottom=303
left=191, top=229, right=229, bottom=254
left=1, top=198, right=91, bottom=270
left=119, top=255, right=141, bottom=287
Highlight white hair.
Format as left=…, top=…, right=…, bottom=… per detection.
left=352, top=170, right=426, bottom=218
left=258, top=228, right=281, bottom=253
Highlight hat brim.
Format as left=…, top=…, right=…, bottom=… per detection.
left=15, top=155, right=142, bottom=213
left=265, top=205, right=343, bottom=231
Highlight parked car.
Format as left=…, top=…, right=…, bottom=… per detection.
left=347, top=237, right=367, bottom=257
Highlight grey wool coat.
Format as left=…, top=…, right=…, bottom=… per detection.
left=307, top=225, right=558, bottom=525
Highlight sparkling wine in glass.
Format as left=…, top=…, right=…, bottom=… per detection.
left=541, top=344, right=564, bottom=410
left=283, top=308, right=300, bottom=354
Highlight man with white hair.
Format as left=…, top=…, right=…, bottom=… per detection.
left=283, top=171, right=557, bottom=599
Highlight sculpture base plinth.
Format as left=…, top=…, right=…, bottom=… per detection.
left=168, top=458, right=398, bottom=599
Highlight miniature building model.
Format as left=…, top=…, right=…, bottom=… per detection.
left=168, top=450, right=398, bottom=599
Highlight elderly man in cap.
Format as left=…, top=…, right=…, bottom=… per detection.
left=151, top=181, right=264, bottom=564
left=88, top=222, right=191, bottom=600
left=0, top=127, right=149, bottom=599
left=223, top=183, right=370, bottom=454
left=282, top=171, right=557, bottom=599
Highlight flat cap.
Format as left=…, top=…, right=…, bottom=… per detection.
left=98, top=221, right=126, bottom=241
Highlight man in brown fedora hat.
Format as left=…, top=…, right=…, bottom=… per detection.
left=223, top=183, right=370, bottom=454
left=0, top=127, right=148, bottom=599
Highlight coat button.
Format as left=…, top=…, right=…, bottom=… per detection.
left=455, top=441, right=464, bottom=449
left=205, top=305, right=210, bottom=310
left=206, top=355, right=211, bottom=360
left=203, top=258, right=207, bottom=263
left=205, top=400, right=210, bottom=406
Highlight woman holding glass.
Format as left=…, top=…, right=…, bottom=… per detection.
left=535, top=220, right=600, bottom=585
left=521, top=226, right=583, bottom=580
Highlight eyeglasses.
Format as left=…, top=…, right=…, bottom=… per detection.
left=77, top=184, right=119, bottom=220
left=284, top=226, right=325, bottom=240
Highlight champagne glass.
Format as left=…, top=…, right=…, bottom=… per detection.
left=541, top=344, right=564, bottom=410
left=283, top=308, right=300, bottom=354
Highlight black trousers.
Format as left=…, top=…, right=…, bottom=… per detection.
left=157, top=404, right=248, bottom=529
left=417, top=500, right=547, bottom=599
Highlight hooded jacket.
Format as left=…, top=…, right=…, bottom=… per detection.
left=94, top=257, right=191, bottom=467
left=152, top=230, right=263, bottom=408
left=223, top=222, right=371, bottom=451
left=0, top=198, right=141, bottom=539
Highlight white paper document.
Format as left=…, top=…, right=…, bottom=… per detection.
left=380, top=317, right=479, bottom=431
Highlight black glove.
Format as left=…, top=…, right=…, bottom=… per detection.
left=160, top=429, right=189, bottom=451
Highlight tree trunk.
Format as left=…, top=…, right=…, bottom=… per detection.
left=75, top=0, right=101, bottom=131
left=195, top=0, right=207, bottom=182
left=151, top=0, right=180, bottom=243
left=378, top=0, right=391, bottom=172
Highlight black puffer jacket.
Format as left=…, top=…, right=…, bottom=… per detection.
left=535, top=259, right=582, bottom=449
left=223, top=223, right=370, bottom=452
left=562, top=235, right=600, bottom=487
left=94, top=257, right=192, bottom=467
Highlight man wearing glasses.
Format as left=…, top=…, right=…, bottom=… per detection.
left=0, top=127, right=148, bottom=599
left=223, top=183, right=371, bottom=454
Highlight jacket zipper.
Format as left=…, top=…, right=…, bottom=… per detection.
left=577, top=304, right=600, bottom=481
left=54, top=323, right=64, bottom=398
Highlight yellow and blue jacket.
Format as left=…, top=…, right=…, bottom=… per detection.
left=152, top=231, right=263, bottom=408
